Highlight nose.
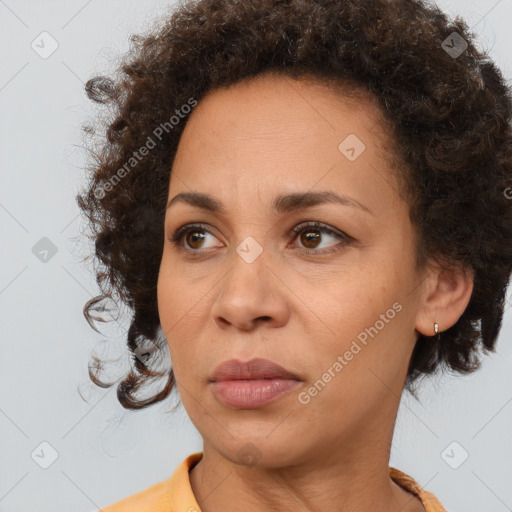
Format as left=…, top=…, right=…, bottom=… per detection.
left=210, top=247, right=290, bottom=332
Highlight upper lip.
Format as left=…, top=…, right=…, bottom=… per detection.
left=209, top=357, right=301, bottom=382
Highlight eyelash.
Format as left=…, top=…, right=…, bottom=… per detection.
left=167, top=221, right=353, bottom=257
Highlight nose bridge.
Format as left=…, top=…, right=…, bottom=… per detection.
left=227, top=194, right=273, bottom=264
left=226, top=234, right=268, bottom=293
left=223, top=200, right=287, bottom=295
left=213, top=183, right=282, bottom=288
left=211, top=234, right=287, bottom=329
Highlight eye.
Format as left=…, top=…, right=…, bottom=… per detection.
left=167, top=221, right=354, bottom=256
left=168, top=223, right=221, bottom=252
left=289, top=221, right=353, bottom=256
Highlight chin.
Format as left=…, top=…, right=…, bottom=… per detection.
left=210, top=434, right=310, bottom=469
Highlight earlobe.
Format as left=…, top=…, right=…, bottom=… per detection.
left=414, top=265, right=474, bottom=338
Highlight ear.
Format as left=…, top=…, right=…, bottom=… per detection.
left=414, top=263, right=474, bottom=337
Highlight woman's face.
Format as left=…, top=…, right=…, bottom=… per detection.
left=157, top=73, right=429, bottom=467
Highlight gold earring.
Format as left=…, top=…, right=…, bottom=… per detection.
left=434, top=322, right=440, bottom=342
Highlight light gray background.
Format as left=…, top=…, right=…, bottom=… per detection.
left=1, top=1, right=511, bottom=511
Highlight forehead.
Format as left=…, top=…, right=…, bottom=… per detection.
left=168, top=72, right=402, bottom=219
left=182, top=72, right=388, bottom=143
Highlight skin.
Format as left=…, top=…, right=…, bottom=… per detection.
left=157, top=72, right=473, bottom=512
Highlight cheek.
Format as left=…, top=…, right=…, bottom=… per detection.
left=157, top=255, right=201, bottom=325
left=157, top=263, right=185, bottom=362
left=157, top=262, right=208, bottom=373
left=302, top=266, right=407, bottom=364
left=299, top=264, right=390, bottom=327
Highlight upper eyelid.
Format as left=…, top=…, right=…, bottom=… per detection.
left=169, top=221, right=351, bottom=247
left=170, top=221, right=343, bottom=236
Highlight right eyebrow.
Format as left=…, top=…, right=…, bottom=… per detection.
left=166, top=190, right=374, bottom=216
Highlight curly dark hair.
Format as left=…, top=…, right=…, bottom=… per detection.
left=76, top=0, right=512, bottom=409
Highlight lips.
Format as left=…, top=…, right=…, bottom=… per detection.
left=208, top=357, right=302, bottom=409
left=209, top=357, right=301, bottom=382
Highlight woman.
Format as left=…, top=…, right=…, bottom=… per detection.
left=77, top=0, right=512, bottom=510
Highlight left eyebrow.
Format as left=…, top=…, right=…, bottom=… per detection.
left=166, top=190, right=374, bottom=216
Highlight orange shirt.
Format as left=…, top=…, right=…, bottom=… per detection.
left=100, top=452, right=447, bottom=511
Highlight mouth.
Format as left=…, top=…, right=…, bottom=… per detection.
left=209, top=357, right=301, bottom=381
left=208, top=357, right=302, bottom=409
left=209, top=378, right=302, bottom=409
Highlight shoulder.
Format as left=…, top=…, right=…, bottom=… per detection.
left=389, top=467, right=448, bottom=512
left=97, top=452, right=203, bottom=512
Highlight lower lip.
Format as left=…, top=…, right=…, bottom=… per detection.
left=210, top=378, right=302, bottom=408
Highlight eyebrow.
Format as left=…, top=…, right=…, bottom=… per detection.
left=166, top=190, right=374, bottom=216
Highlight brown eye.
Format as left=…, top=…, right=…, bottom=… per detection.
left=300, top=230, right=322, bottom=249
left=168, top=221, right=353, bottom=256
left=168, top=224, right=220, bottom=251
left=185, top=230, right=207, bottom=249
left=291, top=221, right=353, bottom=256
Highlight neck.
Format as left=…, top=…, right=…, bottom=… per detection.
left=189, top=428, right=424, bottom=512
